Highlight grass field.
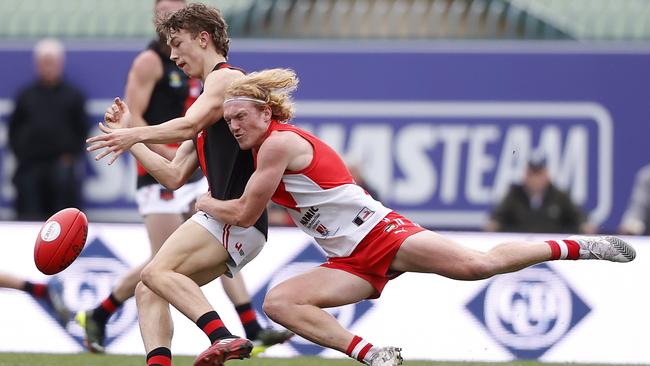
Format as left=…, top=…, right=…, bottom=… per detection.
left=0, top=353, right=641, bottom=366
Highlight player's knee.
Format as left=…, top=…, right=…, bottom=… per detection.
left=263, top=289, right=292, bottom=323
left=139, top=263, right=160, bottom=289
left=461, top=258, right=495, bottom=280
left=134, top=281, right=153, bottom=302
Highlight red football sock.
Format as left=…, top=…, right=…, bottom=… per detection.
left=346, top=335, right=376, bottom=364
left=546, top=239, right=581, bottom=260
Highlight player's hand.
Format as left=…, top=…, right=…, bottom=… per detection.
left=103, top=97, right=132, bottom=129
left=86, top=122, right=140, bottom=165
left=195, top=192, right=213, bottom=213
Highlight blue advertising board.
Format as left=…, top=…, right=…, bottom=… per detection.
left=1, top=40, right=649, bottom=232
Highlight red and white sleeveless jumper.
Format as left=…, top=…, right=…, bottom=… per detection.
left=261, top=120, right=391, bottom=258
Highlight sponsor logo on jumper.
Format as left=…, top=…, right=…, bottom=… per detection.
left=384, top=223, right=397, bottom=233
left=353, top=207, right=375, bottom=226
left=300, top=206, right=330, bottom=236
left=160, top=188, right=174, bottom=201
left=300, top=206, right=319, bottom=226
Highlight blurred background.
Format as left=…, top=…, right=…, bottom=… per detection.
left=1, top=0, right=650, bottom=234
left=1, top=0, right=650, bottom=363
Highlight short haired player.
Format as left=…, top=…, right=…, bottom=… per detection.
left=76, top=0, right=291, bottom=356
left=87, top=4, right=290, bottom=366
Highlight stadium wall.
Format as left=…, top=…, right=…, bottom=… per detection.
left=0, top=41, right=649, bottom=232
left=0, top=222, right=647, bottom=363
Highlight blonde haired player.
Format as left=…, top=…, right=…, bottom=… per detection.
left=190, top=68, right=636, bottom=366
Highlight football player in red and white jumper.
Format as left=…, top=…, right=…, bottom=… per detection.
left=194, top=68, right=637, bottom=366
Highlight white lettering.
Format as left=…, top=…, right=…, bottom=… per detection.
left=394, top=125, right=436, bottom=204
left=556, top=126, right=588, bottom=204
left=466, top=125, right=500, bottom=204
left=438, top=125, right=469, bottom=204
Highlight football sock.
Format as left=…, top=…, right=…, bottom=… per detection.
left=346, top=335, right=377, bottom=364
left=92, top=293, right=123, bottom=324
left=546, top=239, right=581, bottom=260
left=23, top=282, right=48, bottom=299
left=235, top=302, right=262, bottom=340
left=197, top=311, right=233, bottom=344
left=146, top=347, right=171, bottom=366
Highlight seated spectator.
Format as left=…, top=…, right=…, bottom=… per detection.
left=485, top=155, right=597, bottom=234
left=619, top=164, right=650, bottom=235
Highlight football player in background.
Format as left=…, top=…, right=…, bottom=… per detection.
left=0, top=272, right=70, bottom=325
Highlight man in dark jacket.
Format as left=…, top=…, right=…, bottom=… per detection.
left=485, top=156, right=596, bottom=234
left=9, top=38, right=87, bottom=220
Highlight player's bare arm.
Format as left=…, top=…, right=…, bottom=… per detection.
left=130, top=139, right=199, bottom=190
left=87, top=68, right=243, bottom=163
left=125, top=50, right=178, bottom=161
left=196, top=132, right=302, bottom=227
left=126, top=50, right=161, bottom=128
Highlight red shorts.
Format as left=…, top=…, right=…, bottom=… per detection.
left=321, top=211, right=425, bottom=299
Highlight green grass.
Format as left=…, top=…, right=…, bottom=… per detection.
left=0, top=353, right=641, bottom=366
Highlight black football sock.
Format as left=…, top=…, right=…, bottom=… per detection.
left=146, top=347, right=171, bottom=366
left=235, top=302, right=262, bottom=340
left=23, top=281, right=48, bottom=299
left=196, top=311, right=233, bottom=344
left=92, top=293, right=123, bottom=324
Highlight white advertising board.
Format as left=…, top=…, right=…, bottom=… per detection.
left=0, top=222, right=647, bottom=364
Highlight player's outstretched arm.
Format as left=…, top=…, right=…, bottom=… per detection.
left=87, top=68, right=242, bottom=163
left=130, top=140, right=199, bottom=190
left=196, top=133, right=294, bottom=227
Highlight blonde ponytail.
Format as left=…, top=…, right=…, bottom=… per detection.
left=226, top=68, right=299, bottom=122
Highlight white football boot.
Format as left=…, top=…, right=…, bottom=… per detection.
left=368, top=346, right=403, bottom=366
left=568, top=235, right=636, bottom=262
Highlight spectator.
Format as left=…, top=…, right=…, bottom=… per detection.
left=485, top=155, right=596, bottom=234
left=9, top=38, right=88, bottom=221
left=619, top=164, right=650, bottom=235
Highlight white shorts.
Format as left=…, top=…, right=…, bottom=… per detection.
left=190, top=211, right=266, bottom=277
left=135, top=178, right=209, bottom=216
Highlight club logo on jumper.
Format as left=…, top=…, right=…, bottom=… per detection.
left=465, top=263, right=590, bottom=359
left=353, top=207, right=375, bottom=226
left=169, top=70, right=183, bottom=88
left=41, top=237, right=136, bottom=350
left=384, top=223, right=397, bottom=233
left=300, top=206, right=330, bottom=236
left=251, top=242, right=374, bottom=356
